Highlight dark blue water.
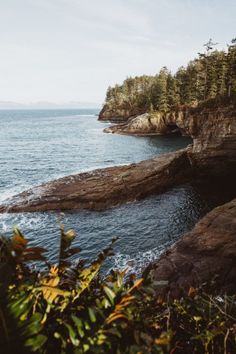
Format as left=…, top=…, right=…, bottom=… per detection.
left=0, top=109, right=209, bottom=273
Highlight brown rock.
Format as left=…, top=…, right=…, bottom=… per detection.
left=147, top=198, right=236, bottom=297
left=0, top=149, right=192, bottom=213
left=98, top=104, right=145, bottom=122
left=104, top=105, right=236, bottom=177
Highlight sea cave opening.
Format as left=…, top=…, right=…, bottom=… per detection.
left=166, top=124, right=183, bottom=136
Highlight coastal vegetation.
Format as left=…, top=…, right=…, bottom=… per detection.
left=1, top=227, right=236, bottom=354
left=1, top=37, right=236, bottom=354
left=102, top=39, right=236, bottom=115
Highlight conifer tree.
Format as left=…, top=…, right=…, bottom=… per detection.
left=102, top=38, right=236, bottom=115
left=226, top=38, right=236, bottom=96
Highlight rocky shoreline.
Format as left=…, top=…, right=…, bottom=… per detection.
left=0, top=149, right=192, bottom=213
left=146, top=197, right=236, bottom=296
left=1, top=100, right=236, bottom=294
left=1, top=102, right=235, bottom=212
left=100, top=101, right=236, bottom=294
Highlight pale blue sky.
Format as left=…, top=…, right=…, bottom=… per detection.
left=0, top=0, right=235, bottom=106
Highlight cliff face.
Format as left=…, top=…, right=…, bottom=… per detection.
left=186, top=106, right=236, bottom=176
left=104, top=105, right=236, bottom=177
left=147, top=197, right=236, bottom=297
left=98, top=104, right=145, bottom=122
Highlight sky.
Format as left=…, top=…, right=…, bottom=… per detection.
left=0, top=0, right=235, bottom=107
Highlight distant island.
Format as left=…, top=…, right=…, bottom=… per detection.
left=0, top=101, right=101, bottom=110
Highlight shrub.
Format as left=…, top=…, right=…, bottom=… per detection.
left=0, top=226, right=236, bottom=353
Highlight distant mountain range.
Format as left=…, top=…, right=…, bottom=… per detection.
left=0, top=101, right=101, bottom=109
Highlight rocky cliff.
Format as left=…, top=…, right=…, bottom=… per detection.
left=98, top=104, right=145, bottom=122
left=104, top=104, right=236, bottom=177
left=146, top=197, right=236, bottom=296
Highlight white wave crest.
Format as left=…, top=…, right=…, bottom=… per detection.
left=113, top=241, right=173, bottom=275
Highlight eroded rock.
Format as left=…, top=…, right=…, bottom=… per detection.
left=0, top=149, right=192, bottom=213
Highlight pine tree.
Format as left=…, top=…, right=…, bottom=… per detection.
left=102, top=38, right=236, bottom=116
left=226, top=38, right=236, bottom=96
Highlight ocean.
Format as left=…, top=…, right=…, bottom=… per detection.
left=0, top=109, right=209, bottom=273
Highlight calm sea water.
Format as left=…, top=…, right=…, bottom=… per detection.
left=0, top=109, right=210, bottom=273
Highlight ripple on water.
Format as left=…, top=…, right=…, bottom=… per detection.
left=0, top=184, right=210, bottom=274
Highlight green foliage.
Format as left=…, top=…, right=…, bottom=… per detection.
left=1, top=227, right=236, bottom=353
left=103, top=38, right=236, bottom=115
